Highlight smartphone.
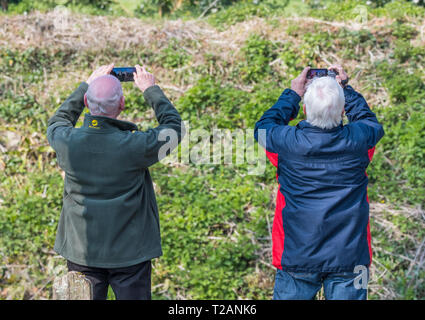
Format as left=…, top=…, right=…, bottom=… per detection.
left=110, top=67, right=136, bottom=82
left=307, top=68, right=328, bottom=80
left=307, top=68, right=338, bottom=80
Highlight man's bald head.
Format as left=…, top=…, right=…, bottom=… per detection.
left=85, top=75, right=124, bottom=118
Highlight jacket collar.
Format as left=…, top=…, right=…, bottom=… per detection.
left=297, top=120, right=343, bottom=133
left=83, top=113, right=138, bottom=132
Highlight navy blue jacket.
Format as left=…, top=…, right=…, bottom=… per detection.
left=254, top=85, right=384, bottom=272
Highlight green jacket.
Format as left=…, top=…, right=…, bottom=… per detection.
left=47, top=82, right=184, bottom=268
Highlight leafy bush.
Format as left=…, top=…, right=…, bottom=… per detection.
left=391, top=21, right=418, bottom=40
left=0, top=94, right=47, bottom=129
left=0, top=172, right=63, bottom=259
left=176, top=76, right=284, bottom=130
left=278, top=41, right=304, bottom=78
left=391, top=40, right=425, bottom=63
left=302, top=30, right=333, bottom=52
left=308, top=0, right=369, bottom=21
left=307, top=0, right=425, bottom=21
left=65, top=0, right=113, bottom=10
left=155, top=40, right=191, bottom=68
left=208, top=0, right=290, bottom=29
left=5, top=0, right=112, bottom=14
left=151, top=164, right=272, bottom=299
left=369, top=104, right=425, bottom=205
left=336, top=28, right=377, bottom=59
left=377, top=61, right=425, bottom=104
left=135, top=0, right=245, bottom=18
left=238, top=34, right=278, bottom=84
left=373, top=0, right=425, bottom=18
left=371, top=0, right=425, bottom=7
left=1, top=48, right=54, bottom=78
left=5, top=0, right=56, bottom=13
left=176, top=77, right=248, bottom=129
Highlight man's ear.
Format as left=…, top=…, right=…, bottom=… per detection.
left=303, top=104, right=306, bottom=116
left=84, top=93, right=88, bottom=108
left=341, top=107, right=345, bottom=117
left=119, top=95, right=125, bottom=112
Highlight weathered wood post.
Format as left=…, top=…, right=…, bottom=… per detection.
left=53, top=271, right=93, bottom=300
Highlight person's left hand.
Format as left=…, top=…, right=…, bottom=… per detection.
left=133, top=64, right=156, bottom=93
left=86, top=63, right=114, bottom=85
left=291, top=67, right=310, bottom=98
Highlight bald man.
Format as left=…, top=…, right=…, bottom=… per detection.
left=47, top=64, right=184, bottom=300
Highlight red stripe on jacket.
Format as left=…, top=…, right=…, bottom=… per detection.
left=366, top=146, right=375, bottom=265
left=265, top=150, right=285, bottom=269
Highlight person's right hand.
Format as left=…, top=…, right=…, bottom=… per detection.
left=328, top=64, right=348, bottom=87
left=291, top=67, right=310, bottom=98
left=133, top=64, right=156, bottom=92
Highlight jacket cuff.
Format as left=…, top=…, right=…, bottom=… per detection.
left=285, top=88, right=302, bottom=104
left=343, top=85, right=357, bottom=102
left=143, top=85, right=163, bottom=106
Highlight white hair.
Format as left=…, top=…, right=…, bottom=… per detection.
left=86, top=75, right=123, bottom=117
left=303, top=76, right=345, bottom=129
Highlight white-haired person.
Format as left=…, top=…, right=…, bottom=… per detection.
left=254, top=65, right=384, bottom=300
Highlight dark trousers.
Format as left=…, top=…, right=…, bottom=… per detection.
left=67, top=260, right=152, bottom=300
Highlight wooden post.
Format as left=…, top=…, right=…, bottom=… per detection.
left=53, top=271, right=93, bottom=300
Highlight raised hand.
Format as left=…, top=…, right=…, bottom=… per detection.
left=133, top=64, right=156, bottom=92
left=86, top=63, right=114, bottom=85
left=328, top=64, right=348, bottom=87
left=291, top=67, right=311, bottom=98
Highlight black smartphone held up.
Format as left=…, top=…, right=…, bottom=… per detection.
left=307, top=68, right=328, bottom=80
left=306, top=68, right=338, bottom=80
left=110, top=67, right=136, bottom=82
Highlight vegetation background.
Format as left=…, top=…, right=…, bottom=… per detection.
left=0, top=0, right=424, bottom=300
